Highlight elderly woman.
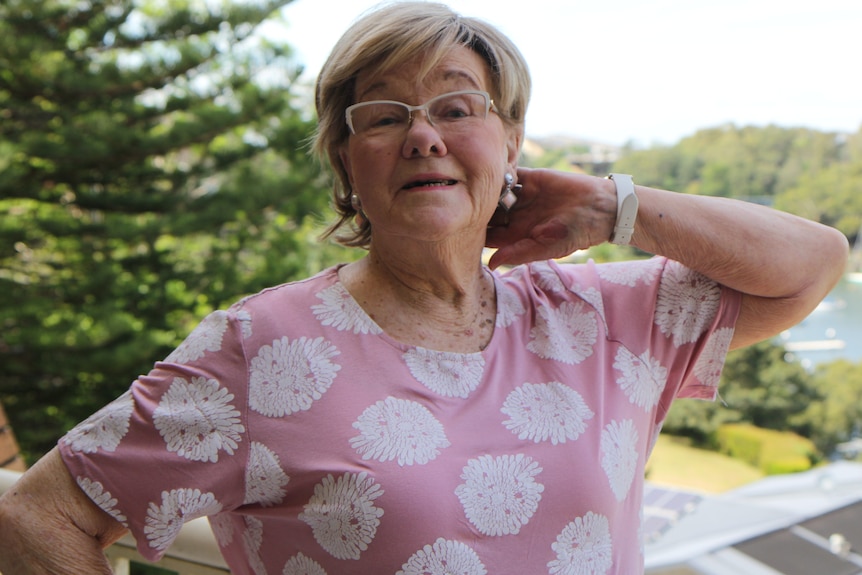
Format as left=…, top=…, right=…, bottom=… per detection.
left=0, top=2, right=849, bottom=574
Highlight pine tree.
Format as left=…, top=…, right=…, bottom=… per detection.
left=0, top=0, right=343, bottom=458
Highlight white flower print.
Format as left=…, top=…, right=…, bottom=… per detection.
left=501, top=382, right=594, bottom=445
left=299, top=472, right=384, bottom=560
left=693, top=327, right=734, bottom=389
left=597, top=260, right=660, bottom=287
left=283, top=553, right=328, bottom=575
left=165, top=310, right=229, bottom=364
left=76, top=477, right=127, bottom=525
left=496, top=283, right=526, bottom=328
left=312, top=283, right=382, bottom=335
left=531, top=261, right=567, bottom=294
left=548, top=511, right=613, bottom=575
left=63, top=390, right=134, bottom=453
left=245, top=441, right=290, bottom=506
left=153, top=376, right=244, bottom=463
left=209, top=514, right=235, bottom=547
left=613, top=347, right=668, bottom=411
left=527, top=301, right=598, bottom=365
left=144, top=488, right=222, bottom=551
left=350, top=396, right=450, bottom=466
left=397, top=538, right=487, bottom=575
left=455, top=454, right=544, bottom=536
left=242, top=515, right=267, bottom=575
left=575, top=286, right=606, bottom=324
left=655, top=262, right=720, bottom=347
left=404, top=348, right=485, bottom=399
left=600, top=419, right=639, bottom=502
left=249, top=336, right=341, bottom=417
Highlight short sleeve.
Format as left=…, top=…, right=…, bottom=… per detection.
left=552, top=256, right=742, bottom=413
left=58, top=309, right=251, bottom=562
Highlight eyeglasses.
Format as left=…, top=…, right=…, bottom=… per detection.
left=345, top=90, right=497, bottom=137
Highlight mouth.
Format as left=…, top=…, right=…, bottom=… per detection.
left=402, top=178, right=458, bottom=190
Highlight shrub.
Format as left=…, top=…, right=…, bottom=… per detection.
left=714, top=423, right=819, bottom=475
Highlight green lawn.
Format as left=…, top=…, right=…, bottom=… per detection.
left=646, top=434, right=765, bottom=493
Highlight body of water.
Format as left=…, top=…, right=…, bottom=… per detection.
left=778, top=276, right=862, bottom=369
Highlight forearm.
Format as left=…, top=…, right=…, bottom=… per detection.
left=630, top=185, right=849, bottom=345
left=0, top=449, right=127, bottom=574
left=0, top=528, right=115, bottom=575
left=632, top=186, right=843, bottom=296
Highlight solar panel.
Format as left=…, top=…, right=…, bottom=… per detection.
left=643, top=483, right=703, bottom=544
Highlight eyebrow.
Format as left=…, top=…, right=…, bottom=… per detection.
left=356, top=68, right=483, bottom=102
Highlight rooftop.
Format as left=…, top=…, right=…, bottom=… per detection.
left=645, top=461, right=862, bottom=574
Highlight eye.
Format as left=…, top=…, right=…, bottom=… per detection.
left=433, top=97, right=474, bottom=121
left=353, top=103, right=409, bottom=132
left=369, top=110, right=407, bottom=127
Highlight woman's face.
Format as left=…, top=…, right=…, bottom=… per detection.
left=339, top=46, right=521, bottom=247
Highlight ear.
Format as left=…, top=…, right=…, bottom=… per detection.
left=505, top=125, right=523, bottom=173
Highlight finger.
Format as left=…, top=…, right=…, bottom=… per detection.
left=485, top=224, right=515, bottom=249
left=488, top=238, right=543, bottom=270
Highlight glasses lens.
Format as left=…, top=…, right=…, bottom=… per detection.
left=347, top=91, right=491, bottom=136
left=349, top=102, right=409, bottom=135
left=428, top=92, right=489, bottom=125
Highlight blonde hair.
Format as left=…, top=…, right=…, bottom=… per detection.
left=314, top=1, right=531, bottom=248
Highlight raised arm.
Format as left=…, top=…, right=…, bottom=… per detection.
left=486, top=168, right=850, bottom=348
left=0, top=447, right=128, bottom=574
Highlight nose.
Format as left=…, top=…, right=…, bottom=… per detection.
left=402, top=113, right=447, bottom=158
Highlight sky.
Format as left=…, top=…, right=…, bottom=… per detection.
left=278, top=0, right=862, bottom=147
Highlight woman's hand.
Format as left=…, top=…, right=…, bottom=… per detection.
left=485, top=168, right=617, bottom=270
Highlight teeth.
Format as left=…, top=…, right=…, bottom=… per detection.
left=407, top=179, right=456, bottom=188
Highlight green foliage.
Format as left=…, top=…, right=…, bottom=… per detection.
left=794, top=359, right=862, bottom=454
left=613, top=123, right=856, bottom=210
left=773, top=160, right=862, bottom=237
left=131, top=562, right=176, bottom=575
left=719, top=340, right=821, bottom=431
left=0, top=0, right=357, bottom=461
left=714, top=423, right=818, bottom=475
left=663, top=340, right=821, bottom=444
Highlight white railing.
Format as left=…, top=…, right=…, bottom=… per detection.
left=0, top=468, right=229, bottom=575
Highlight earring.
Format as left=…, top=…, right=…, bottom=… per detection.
left=499, top=173, right=520, bottom=211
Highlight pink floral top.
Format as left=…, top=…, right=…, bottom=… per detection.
left=59, top=257, right=740, bottom=575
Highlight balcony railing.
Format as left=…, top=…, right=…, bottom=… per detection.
left=0, top=468, right=229, bottom=574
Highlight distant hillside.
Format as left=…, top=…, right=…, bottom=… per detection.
left=522, top=135, right=621, bottom=175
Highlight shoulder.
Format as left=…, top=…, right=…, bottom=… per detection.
left=229, top=265, right=342, bottom=314
left=492, top=258, right=668, bottom=312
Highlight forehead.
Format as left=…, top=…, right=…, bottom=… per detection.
left=354, top=46, right=492, bottom=102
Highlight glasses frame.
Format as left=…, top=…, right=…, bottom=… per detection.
left=345, top=89, right=497, bottom=136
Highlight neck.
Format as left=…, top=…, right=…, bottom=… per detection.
left=339, top=248, right=496, bottom=352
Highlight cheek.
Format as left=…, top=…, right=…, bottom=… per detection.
left=346, top=144, right=396, bottom=186
left=458, top=138, right=510, bottom=186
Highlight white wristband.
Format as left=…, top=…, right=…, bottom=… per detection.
left=607, top=173, right=638, bottom=245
